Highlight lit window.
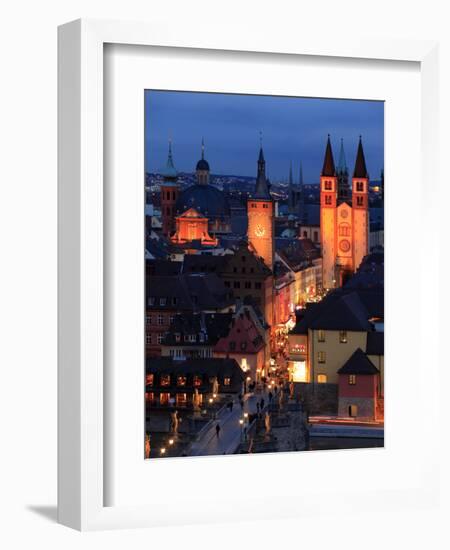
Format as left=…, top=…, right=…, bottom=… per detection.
left=176, top=393, right=187, bottom=406
left=318, top=330, right=325, bottom=342
left=146, top=392, right=155, bottom=404
left=223, top=377, right=231, bottom=386
left=318, top=351, right=326, bottom=363
left=177, top=375, right=187, bottom=387
left=160, top=392, right=170, bottom=405
left=146, top=374, right=154, bottom=386
left=157, top=333, right=164, bottom=344
left=160, top=375, right=171, bottom=387
left=292, top=360, right=307, bottom=382
left=317, top=374, right=327, bottom=383
left=193, top=375, right=202, bottom=387
left=339, top=331, right=348, bottom=343
left=349, top=374, right=356, bottom=385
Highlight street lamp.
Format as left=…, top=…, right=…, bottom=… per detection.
left=160, top=447, right=166, bottom=455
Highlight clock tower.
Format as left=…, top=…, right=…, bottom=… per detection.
left=247, top=145, right=274, bottom=270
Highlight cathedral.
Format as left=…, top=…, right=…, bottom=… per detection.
left=320, top=135, right=369, bottom=289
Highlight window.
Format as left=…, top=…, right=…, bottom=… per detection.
left=349, top=404, right=358, bottom=417
left=160, top=392, right=170, bottom=406
left=146, top=333, right=152, bottom=345
left=317, top=351, right=326, bottom=363
left=146, top=314, right=152, bottom=325
left=146, top=374, right=154, bottom=386
left=356, top=181, right=364, bottom=192
left=325, top=195, right=332, bottom=205
left=317, top=374, right=327, bottom=383
left=145, top=392, right=155, bottom=405
left=176, top=393, right=187, bottom=406
left=263, top=203, right=268, bottom=209
left=241, top=267, right=246, bottom=273
left=324, top=181, right=332, bottom=191
left=193, top=375, right=202, bottom=387
left=339, top=224, right=350, bottom=237
left=148, top=297, right=155, bottom=306
left=240, top=342, right=247, bottom=351
left=199, top=332, right=205, bottom=342
left=160, top=297, right=166, bottom=306
left=175, top=333, right=181, bottom=342
left=339, top=330, right=348, bottom=343
left=223, top=377, right=231, bottom=386
left=356, top=196, right=364, bottom=206
left=244, top=281, right=251, bottom=289
left=188, top=334, right=196, bottom=342
left=251, top=203, right=256, bottom=208
left=241, top=256, right=246, bottom=262
left=172, top=297, right=177, bottom=306
left=157, top=314, right=164, bottom=325
left=191, top=295, right=198, bottom=305
left=160, top=375, right=171, bottom=386
left=233, top=281, right=240, bottom=289
left=157, top=333, right=165, bottom=344
left=318, top=330, right=325, bottom=342
left=255, top=282, right=262, bottom=290
left=224, top=281, right=230, bottom=288
left=250, top=268, right=254, bottom=274
left=233, top=267, right=237, bottom=273
left=349, top=374, right=356, bottom=385
left=169, top=315, right=175, bottom=324
left=177, top=375, right=187, bottom=386
left=229, top=341, right=236, bottom=351
left=313, top=231, right=319, bottom=242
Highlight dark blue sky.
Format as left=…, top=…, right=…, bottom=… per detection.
left=145, top=91, right=384, bottom=183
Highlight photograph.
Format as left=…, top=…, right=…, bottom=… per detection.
left=144, top=90, right=384, bottom=459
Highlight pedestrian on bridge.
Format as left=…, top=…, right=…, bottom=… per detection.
left=215, top=423, right=221, bottom=438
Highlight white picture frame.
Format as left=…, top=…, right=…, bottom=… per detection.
left=58, top=18, right=440, bottom=531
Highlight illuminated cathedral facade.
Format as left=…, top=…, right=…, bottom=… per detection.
left=320, top=135, right=369, bottom=289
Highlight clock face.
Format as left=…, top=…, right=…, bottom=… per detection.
left=255, top=224, right=266, bottom=237
left=339, top=239, right=351, bottom=253
left=340, top=209, right=349, bottom=219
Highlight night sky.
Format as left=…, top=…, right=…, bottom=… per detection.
left=145, top=90, right=384, bottom=183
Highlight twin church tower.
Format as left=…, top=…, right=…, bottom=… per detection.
left=248, top=135, right=370, bottom=289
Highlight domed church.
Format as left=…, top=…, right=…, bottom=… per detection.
left=170, top=140, right=232, bottom=242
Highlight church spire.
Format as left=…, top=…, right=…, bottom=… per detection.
left=353, top=136, right=369, bottom=178
left=162, top=138, right=177, bottom=181
left=337, top=138, right=348, bottom=174
left=288, top=161, right=295, bottom=213
left=254, top=139, right=271, bottom=200
left=321, top=135, right=336, bottom=177
left=201, top=136, right=205, bottom=160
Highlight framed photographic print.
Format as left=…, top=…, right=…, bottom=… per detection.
left=58, top=18, right=440, bottom=530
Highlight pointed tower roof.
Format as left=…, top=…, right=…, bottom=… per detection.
left=299, top=161, right=304, bottom=186
left=196, top=137, right=210, bottom=171
left=254, top=143, right=271, bottom=200
left=337, top=138, right=348, bottom=173
left=353, top=136, right=368, bottom=178
left=162, top=139, right=178, bottom=179
left=321, top=135, right=336, bottom=177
